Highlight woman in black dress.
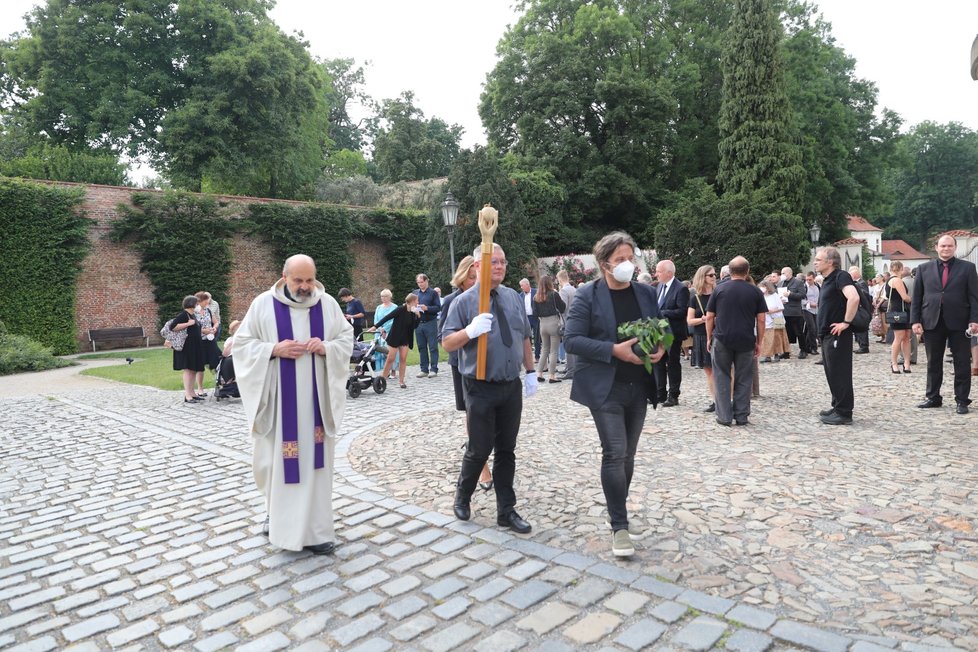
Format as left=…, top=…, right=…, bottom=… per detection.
left=373, top=293, right=421, bottom=389
left=171, top=295, right=206, bottom=403
left=886, top=260, right=913, bottom=374
left=686, top=264, right=717, bottom=412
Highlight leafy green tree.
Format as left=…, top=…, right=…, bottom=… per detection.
left=321, top=58, right=377, bottom=153
left=0, top=143, right=127, bottom=185
left=882, top=122, right=978, bottom=249
left=716, top=0, right=804, bottom=206
left=313, top=175, right=382, bottom=206
left=373, top=92, right=463, bottom=183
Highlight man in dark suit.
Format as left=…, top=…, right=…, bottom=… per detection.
left=777, top=266, right=808, bottom=358
left=519, top=278, right=541, bottom=361
left=911, top=235, right=978, bottom=414
left=653, top=259, right=689, bottom=406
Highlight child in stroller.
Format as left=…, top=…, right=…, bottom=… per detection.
left=347, top=332, right=389, bottom=398
left=214, top=320, right=241, bottom=400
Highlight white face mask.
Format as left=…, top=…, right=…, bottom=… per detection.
left=610, top=260, right=635, bottom=283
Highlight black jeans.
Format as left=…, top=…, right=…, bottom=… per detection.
left=654, top=336, right=683, bottom=400
left=923, top=322, right=972, bottom=404
left=785, top=314, right=804, bottom=346
left=821, top=331, right=854, bottom=417
left=589, top=382, right=647, bottom=532
left=458, top=377, right=523, bottom=515
left=801, top=311, right=818, bottom=353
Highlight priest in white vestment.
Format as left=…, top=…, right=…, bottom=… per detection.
left=234, top=254, right=353, bottom=554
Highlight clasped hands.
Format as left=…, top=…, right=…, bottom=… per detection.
left=273, top=338, right=325, bottom=359
left=613, top=337, right=664, bottom=365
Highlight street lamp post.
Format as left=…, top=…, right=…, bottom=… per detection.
left=809, top=221, right=821, bottom=271
left=441, top=191, right=460, bottom=275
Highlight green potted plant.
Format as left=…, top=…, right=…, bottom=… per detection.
left=617, top=317, right=674, bottom=374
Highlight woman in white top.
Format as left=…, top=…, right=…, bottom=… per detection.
left=759, top=281, right=788, bottom=362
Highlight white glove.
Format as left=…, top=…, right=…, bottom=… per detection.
left=524, top=372, right=538, bottom=398
left=465, top=313, right=494, bottom=339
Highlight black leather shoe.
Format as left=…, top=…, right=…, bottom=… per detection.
left=798, top=352, right=808, bottom=359
left=917, top=399, right=943, bottom=409
left=305, top=542, right=336, bottom=555
left=780, top=352, right=790, bottom=359
left=662, top=397, right=679, bottom=407
left=734, top=420, right=750, bottom=426
left=854, top=349, right=869, bottom=354
left=820, top=412, right=852, bottom=425
left=497, top=511, right=532, bottom=534
left=716, top=418, right=731, bottom=427
left=957, top=403, right=969, bottom=415
left=453, top=491, right=471, bottom=521
left=814, top=360, right=824, bottom=365
left=818, top=408, right=835, bottom=417
left=262, top=516, right=269, bottom=536
left=704, top=402, right=716, bottom=413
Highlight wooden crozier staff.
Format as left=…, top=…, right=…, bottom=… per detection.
left=476, top=204, right=499, bottom=380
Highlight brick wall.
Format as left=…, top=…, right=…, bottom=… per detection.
left=48, top=181, right=392, bottom=351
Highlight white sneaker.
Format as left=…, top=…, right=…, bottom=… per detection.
left=429, top=372, right=438, bottom=378
left=612, top=529, right=634, bottom=557
left=416, top=372, right=429, bottom=378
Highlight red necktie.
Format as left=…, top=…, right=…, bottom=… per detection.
left=941, top=262, right=949, bottom=288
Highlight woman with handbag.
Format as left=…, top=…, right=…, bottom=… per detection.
left=170, top=295, right=206, bottom=403
left=686, top=264, right=717, bottom=412
left=532, top=276, right=566, bottom=383
left=886, top=261, right=913, bottom=374
left=759, top=281, right=789, bottom=362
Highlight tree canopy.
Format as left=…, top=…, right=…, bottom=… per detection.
left=373, top=92, right=463, bottom=183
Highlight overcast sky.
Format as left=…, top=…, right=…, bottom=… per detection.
left=1, top=0, right=976, bottom=149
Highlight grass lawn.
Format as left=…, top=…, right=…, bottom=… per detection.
left=78, top=337, right=446, bottom=391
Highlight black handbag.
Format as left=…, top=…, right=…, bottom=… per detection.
left=884, top=286, right=909, bottom=325
left=553, top=294, right=565, bottom=336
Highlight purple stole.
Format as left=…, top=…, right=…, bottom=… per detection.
left=272, top=297, right=326, bottom=484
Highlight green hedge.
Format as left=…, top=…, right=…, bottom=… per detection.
left=357, top=209, right=429, bottom=300
left=0, top=179, right=89, bottom=354
left=0, top=330, right=73, bottom=375
left=108, top=192, right=237, bottom=327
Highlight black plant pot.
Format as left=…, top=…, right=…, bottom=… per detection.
left=632, top=342, right=659, bottom=358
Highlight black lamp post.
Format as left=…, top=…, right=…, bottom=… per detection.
left=809, top=221, right=821, bottom=245
left=441, top=191, right=460, bottom=274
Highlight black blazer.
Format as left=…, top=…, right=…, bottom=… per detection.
left=564, top=279, right=661, bottom=409
left=910, top=258, right=978, bottom=330
left=778, top=277, right=807, bottom=317
left=656, top=279, right=689, bottom=341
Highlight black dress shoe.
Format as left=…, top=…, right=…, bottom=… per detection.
left=780, top=352, right=790, bottom=359
left=704, top=402, right=716, bottom=413
left=854, top=349, right=869, bottom=354
left=734, top=420, right=750, bottom=426
left=262, top=516, right=269, bottom=536
left=453, top=491, right=471, bottom=521
left=957, top=403, right=970, bottom=415
left=818, top=408, right=835, bottom=417
left=798, top=352, right=808, bottom=359
left=716, top=418, right=731, bottom=427
left=814, top=360, right=824, bottom=365
left=497, top=511, right=532, bottom=534
left=305, top=542, right=336, bottom=555
left=662, top=397, right=679, bottom=407
left=917, top=399, right=943, bottom=409
left=820, top=412, right=852, bottom=425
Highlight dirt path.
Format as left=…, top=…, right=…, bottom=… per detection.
left=0, top=358, right=129, bottom=398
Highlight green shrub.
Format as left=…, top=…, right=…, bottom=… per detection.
left=0, top=332, right=72, bottom=375
left=0, top=179, right=90, bottom=354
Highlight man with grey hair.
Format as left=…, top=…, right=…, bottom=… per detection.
left=636, top=272, right=654, bottom=285
left=814, top=247, right=860, bottom=425
left=777, top=267, right=807, bottom=358
left=653, top=258, right=689, bottom=406
left=718, top=265, right=731, bottom=284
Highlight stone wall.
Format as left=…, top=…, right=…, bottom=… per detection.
left=41, top=181, right=392, bottom=351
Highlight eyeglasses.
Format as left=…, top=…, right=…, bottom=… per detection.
left=490, top=259, right=508, bottom=266
left=706, top=273, right=716, bottom=277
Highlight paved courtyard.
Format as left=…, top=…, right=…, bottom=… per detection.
left=0, top=344, right=975, bottom=651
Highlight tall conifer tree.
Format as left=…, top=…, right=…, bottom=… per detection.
left=716, top=0, right=804, bottom=207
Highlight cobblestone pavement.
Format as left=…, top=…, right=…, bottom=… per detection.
left=1, top=344, right=975, bottom=651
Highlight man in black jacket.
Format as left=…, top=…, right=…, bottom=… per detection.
left=653, top=259, right=689, bottom=406
left=777, top=267, right=808, bottom=358
left=848, top=267, right=871, bottom=354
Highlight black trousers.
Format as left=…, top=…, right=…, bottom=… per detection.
left=853, top=328, right=869, bottom=351
left=589, top=382, right=647, bottom=532
left=784, top=314, right=804, bottom=346
left=822, top=331, right=854, bottom=417
left=457, top=377, right=523, bottom=515
left=654, top=336, right=683, bottom=400
left=801, top=311, right=818, bottom=353
left=923, top=322, right=973, bottom=405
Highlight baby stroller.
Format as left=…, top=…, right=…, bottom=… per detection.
left=213, top=355, right=240, bottom=401
left=347, top=333, right=388, bottom=398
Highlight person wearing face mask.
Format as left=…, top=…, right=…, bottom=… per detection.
left=652, top=259, right=689, bottom=406
left=563, top=232, right=665, bottom=558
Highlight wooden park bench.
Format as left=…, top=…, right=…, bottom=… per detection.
left=88, top=326, right=149, bottom=352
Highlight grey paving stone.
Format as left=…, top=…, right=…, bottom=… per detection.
left=5, top=634, right=59, bottom=652
left=242, top=607, right=292, bottom=635
left=672, top=616, right=728, bottom=651
left=0, top=609, right=48, bottom=634
left=383, top=595, right=428, bottom=621
left=677, top=589, right=736, bottom=616
left=615, top=618, right=667, bottom=650
left=726, top=604, right=778, bottom=630
left=390, top=615, right=438, bottom=642
left=295, top=586, right=346, bottom=612
left=474, top=528, right=515, bottom=545
left=292, top=570, right=339, bottom=592
left=62, top=614, right=120, bottom=642
left=8, top=586, right=66, bottom=611
left=53, top=590, right=100, bottom=613
left=157, top=625, right=194, bottom=648
left=725, top=629, right=774, bottom=652
left=420, top=621, right=480, bottom=652
left=339, top=554, right=384, bottom=576
left=649, top=600, right=688, bottom=624
left=459, top=562, right=496, bottom=581
left=199, top=601, right=258, bottom=631
left=121, top=595, right=168, bottom=621
left=432, top=595, right=472, bottom=619
left=505, top=559, right=548, bottom=581
left=430, top=534, right=471, bottom=554
left=631, top=574, right=683, bottom=599
left=470, top=602, right=516, bottom=627
left=193, top=631, right=238, bottom=652
left=530, top=640, right=576, bottom=652
left=172, top=579, right=218, bottom=602
left=490, top=549, right=525, bottom=567
left=423, top=576, right=467, bottom=600
left=516, top=602, right=578, bottom=635
left=470, top=577, right=515, bottom=602
left=503, top=538, right=563, bottom=561
left=381, top=574, right=422, bottom=597
left=770, top=620, right=852, bottom=652
left=260, top=588, right=292, bottom=608
left=388, top=551, right=436, bottom=573
left=500, top=579, right=558, bottom=610
left=562, top=578, right=615, bottom=607
left=420, top=556, right=467, bottom=579
left=474, top=630, right=527, bottom=652
left=331, top=614, right=386, bottom=647
left=379, top=543, right=411, bottom=558
left=347, top=637, right=394, bottom=652
left=587, top=562, right=640, bottom=584
left=849, top=643, right=898, bottom=652
left=552, top=551, right=595, bottom=571
left=289, top=612, right=332, bottom=641
left=236, top=631, right=291, bottom=652
left=161, top=603, right=203, bottom=624
left=203, top=584, right=254, bottom=609
left=406, top=528, right=446, bottom=547
left=344, top=569, right=391, bottom=592
left=337, top=591, right=384, bottom=618
left=104, top=617, right=159, bottom=647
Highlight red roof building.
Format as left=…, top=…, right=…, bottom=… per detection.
left=881, top=239, right=929, bottom=261
left=832, top=237, right=867, bottom=246
left=846, top=215, right=883, bottom=232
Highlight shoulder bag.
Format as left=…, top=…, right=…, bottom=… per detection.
left=884, top=285, right=909, bottom=325
left=553, top=294, right=565, bottom=337
left=160, top=317, right=188, bottom=351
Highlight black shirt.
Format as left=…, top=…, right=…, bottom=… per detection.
left=610, top=286, right=647, bottom=384
left=705, top=280, right=767, bottom=352
left=817, top=269, right=855, bottom=336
